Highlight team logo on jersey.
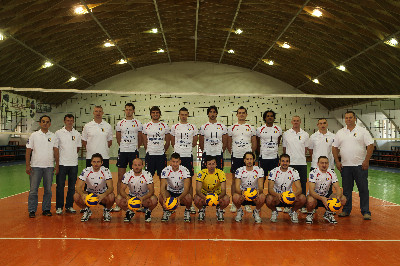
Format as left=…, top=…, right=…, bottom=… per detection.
left=353, top=133, right=357, bottom=137
left=310, top=174, right=314, bottom=179
left=179, top=176, right=183, bottom=180
left=48, top=138, right=52, bottom=142
left=197, top=173, right=202, bottom=179
left=246, top=128, right=249, bottom=131
left=101, top=128, right=104, bottom=132
left=253, top=175, right=257, bottom=179
left=72, top=136, right=76, bottom=141
left=288, top=176, right=292, bottom=180
left=269, top=172, right=273, bottom=177
left=27, top=139, right=30, bottom=144
left=99, top=176, right=103, bottom=179
left=326, top=138, right=328, bottom=143
left=140, top=180, right=144, bottom=184
left=298, top=136, right=301, bottom=140
left=132, top=124, right=135, bottom=128
left=326, top=177, right=330, bottom=181
left=274, top=131, right=277, bottom=133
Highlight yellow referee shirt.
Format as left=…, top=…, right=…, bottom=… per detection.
left=196, top=169, right=226, bottom=195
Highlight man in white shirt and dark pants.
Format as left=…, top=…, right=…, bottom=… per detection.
left=55, top=114, right=81, bottom=215
left=26, top=115, right=59, bottom=218
left=308, top=118, right=335, bottom=172
left=332, top=111, right=374, bottom=220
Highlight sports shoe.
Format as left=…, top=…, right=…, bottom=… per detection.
left=103, top=208, right=111, bottom=222
left=253, top=209, right=262, bottom=224
left=270, top=210, right=278, bottom=223
left=283, top=207, right=290, bottom=213
left=306, top=213, right=314, bottom=224
left=42, top=210, right=52, bottom=216
left=300, top=207, right=307, bottom=214
left=190, top=206, right=196, bottom=214
left=338, top=211, right=350, bottom=217
left=65, top=207, right=76, bottom=214
left=230, top=204, right=237, bottom=213
left=216, top=208, right=224, bottom=222
left=363, top=213, right=372, bottom=220
left=29, top=211, right=36, bottom=218
left=80, top=208, right=86, bottom=213
left=161, top=210, right=171, bottom=222
left=198, top=207, right=206, bottom=221
left=124, top=210, right=135, bottom=222
left=235, top=208, right=244, bottom=222
left=112, top=205, right=121, bottom=212
left=289, top=210, right=299, bottom=223
left=323, top=211, right=337, bottom=224
left=56, top=208, right=63, bottom=215
left=144, top=209, right=152, bottom=223
left=81, top=208, right=92, bottom=222
left=184, top=209, right=191, bottom=222
left=276, top=207, right=283, bottom=212
left=244, top=205, right=252, bottom=213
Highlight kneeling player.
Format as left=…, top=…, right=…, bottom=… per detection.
left=233, top=152, right=266, bottom=223
left=159, top=153, right=193, bottom=222
left=74, top=153, right=115, bottom=222
left=115, top=158, right=158, bottom=223
left=266, top=154, right=306, bottom=223
left=306, top=156, right=347, bottom=224
left=194, top=156, right=230, bottom=222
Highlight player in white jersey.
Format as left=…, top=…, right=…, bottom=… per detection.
left=74, top=153, right=115, bottom=222
left=199, top=105, right=228, bottom=170
left=159, top=153, right=192, bottom=222
left=116, top=158, right=158, bottom=223
left=228, top=106, right=256, bottom=212
left=266, top=154, right=306, bottom=223
left=114, top=103, right=143, bottom=212
left=143, top=106, right=170, bottom=177
left=306, top=156, right=347, bottom=224
left=170, top=107, right=198, bottom=214
left=308, top=118, right=335, bottom=171
left=232, top=152, right=266, bottom=223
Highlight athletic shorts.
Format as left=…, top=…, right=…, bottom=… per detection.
left=315, top=199, right=327, bottom=209
left=145, top=153, right=167, bottom=176
left=180, top=155, right=194, bottom=176
left=231, top=157, right=245, bottom=174
left=86, top=159, right=109, bottom=169
left=201, top=152, right=224, bottom=170
left=275, top=202, right=294, bottom=208
left=242, top=200, right=256, bottom=206
left=259, top=157, right=279, bottom=176
left=116, top=150, right=139, bottom=169
left=167, top=190, right=185, bottom=206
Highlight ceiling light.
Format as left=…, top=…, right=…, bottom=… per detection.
left=74, top=6, right=89, bottom=14
left=263, top=59, right=274, bottom=65
left=234, top=29, right=243, bottom=34
left=151, top=28, right=158, bottom=33
left=228, top=49, right=235, bottom=54
left=68, top=76, right=77, bottom=82
left=103, top=41, right=115, bottom=47
left=281, top=42, right=291, bottom=49
left=312, top=78, right=319, bottom=84
left=117, top=59, right=127, bottom=64
left=42, top=61, right=53, bottom=68
left=385, top=38, right=398, bottom=47
left=156, top=48, right=165, bottom=53
left=0, top=33, right=5, bottom=41
left=337, top=65, right=346, bottom=71
left=311, top=9, right=323, bottom=17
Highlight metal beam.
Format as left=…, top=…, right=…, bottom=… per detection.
left=194, top=0, right=200, bottom=61
left=251, top=0, right=311, bottom=70
left=153, top=0, right=171, bottom=63
left=219, top=0, right=242, bottom=64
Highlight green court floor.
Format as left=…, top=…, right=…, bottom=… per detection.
left=1, top=161, right=399, bottom=204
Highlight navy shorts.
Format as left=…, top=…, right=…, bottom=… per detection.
left=201, top=152, right=224, bottom=170
left=259, top=157, right=279, bottom=176
left=231, top=157, right=245, bottom=174
left=116, top=150, right=139, bottom=169
left=242, top=200, right=256, bottom=206
left=180, top=155, right=194, bottom=176
left=145, top=153, right=167, bottom=176
left=86, top=159, right=109, bottom=169
left=167, top=190, right=185, bottom=206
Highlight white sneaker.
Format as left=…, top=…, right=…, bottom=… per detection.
left=65, top=207, right=76, bottom=214
left=306, top=213, right=314, bottom=224
left=81, top=208, right=92, bottom=222
left=283, top=207, right=290, bottom=213
left=289, top=210, right=299, bottom=223
left=184, top=209, right=191, bottom=222
left=300, top=207, right=307, bottom=214
left=161, top=210, right=171, bottom=222
left=216, top=208, right=224, bottom=222
left=112, top=205, right=121, bottom=212
left=103, top=208, right=111, bottom=222
left=244, top=205, right=252, bottom=213
left=56, top=208, right=63, bottom=215
left=198, top=207, right=206, bottom=221
left=270, top=210, right=278, bottom=223
left=276, top=207, right=283, bottom=212
left=230, top=204, right=237, bottom=213
left=253, top=209, right=262, bottom=224
left=235, top=208, right=244, bottom=222
left=323, top=211, right=337, bottom=224
left=190, top=206, right=196, bottom=214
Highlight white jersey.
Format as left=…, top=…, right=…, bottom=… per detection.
left=143, top=121, right=170, bottom=155
left=308, top=168, right=338, bottom=197
left=171, top=123, right=198, bottom=157
left=228, top=123, right=256, bottom=158
left=235, top=166, right=264, bottom=190
left=199, top=122, right=227, bottom=156
left=116, top=119, right=143, bottom=152
left=79, top=166, right=112, bottom=194
left=256, top=124, right=282, bottom=159
left=268, top=166, right=300, bottom=194
left=122, top=170, right=153, bottom=197
left=308, top=130, right=335, bottom=169
left=160, top=165, right=191, bottom=193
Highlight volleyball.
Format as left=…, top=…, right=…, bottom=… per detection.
left=205, top=193, right=219, bottom=206
left=85, top=193, right=99, bottom=207
left=327, top=198, right=342, bottom=212
left=243, top=188, right=258, bottom=201
left=128, top=197, right=141, bottom=211
left=165, top=197, right=179, bottom=211
left=281, top=191, right=295, bottom=205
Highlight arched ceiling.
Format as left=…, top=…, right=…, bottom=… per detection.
left=0, top=0, right=399, bottom=110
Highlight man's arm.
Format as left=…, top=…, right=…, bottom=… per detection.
left=160, top=178, right=169, bottom=199
left=251, top=135, right=257, bottom=153
left=268, top=180, right=280, bottom=198
left=179, top=178, right=191, bottom=200
left=116, top=131, right=122, bottom=146
left=227, top=136, right=232, bottom=154
left=143, top=134, right=148, bottom=150
left=332, top=146, right=342, bottom=171
left=82, top=140, right=87, bottom=149
left=257, top=177, right=264, bottom=195
left=219, top=181, right=227, bottom=198
left=332, top=182, right=343, bottom=199
left=25, top=148, right=32, bottom=175
left=362, top=144, right=374, bottom=170
left=309, top=182, right=328, bottom=207
left=75, top=179, right=87, bottom=202
left=107, top=140, right=112, bottom=148
left=119, top=183, right=130, bottom=199
left=222, top=134, right=228, bottom=152
left=235, top=178, right=241, bottom=195
left=138, top=132, right=143, bottom=148
left=293, top=180, right=302, bottom=197
left=199, top=135, right=204, bottom=151
left=170, top=135, right=175, bottom=148
left=53, top=147, right=59, bottom=175
left=164, top=134, right=171, bottom=151
left=141, top=183, right=155, bottom=202
left=196, top=181, right=206, bottom=199
left=192, top=135, right=198, bottom=147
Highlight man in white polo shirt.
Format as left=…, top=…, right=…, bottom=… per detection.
left=26, top=115, right=59, bottom=218
left=332, top=111, right=374, bottom=220
left=55, top=114, right=81, bottom=215
left=308, top=118, right=335, bottom=171
left=282, top=115, right=309, bottom=213
left=82, top=106, right=113, bottom=168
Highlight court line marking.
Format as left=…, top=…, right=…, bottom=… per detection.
left=0, top=237, right=399, bottom=242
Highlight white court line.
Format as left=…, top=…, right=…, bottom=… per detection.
left=0, top=190, right=29, bottom=200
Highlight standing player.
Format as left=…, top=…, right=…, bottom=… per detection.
left=116, top=158, right=158, bottom=223
left=82, top=106, right=113, bottom=168
left=74, top=153, right=115, bottom=222
left=199, top=105, right=228, bottom=170
left=26, top=115, right=59, bottom=218
left=194, top=156, right=230, bottom=222
left=143, top=106, right=170, bottom=178
left=159, top=153, right=192, bottom=222
left=55, top=114, right=81, bottom=215
left=228, top=106, right=256, bottom=213
left=266, top=154, right=306, bottom=223
left=114, top=103, right=143, bottom=212
left=308, top=118, right=335, bottom=171
left=232, top=152, right=265, bottom=223
left=306, top=156, right=347, bottom=224
left=282, top=115, right=309, bottom=213
left=170, top=107, right=198, bottom=214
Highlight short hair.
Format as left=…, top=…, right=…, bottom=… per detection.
left=237, top=106, right=247, bottom=114
left=150, top=106, right=161, bottom=115
left=317, top=118, right=327, bottom=123
left=205, top=155, right=217, bottom=164
left=94, top=106, right=103, bottom=110
left=279, top=153, right=290, bottom=161
left=39, top=115, right=51, bottom=122
left=179, top=107, right=188, bottom=113
left=345, top=110, right=356, bottom=117
left=243, top=152, right=255, bottom=160
left=64, top=114, right=74, bottom=121
left=125, top=103, right=135, bottom=110
left=207, top=105, right=218, bottom=115
left=91, top=153, right=103, bottom=162
left=263, top=110, right=276, bottom=122
left=171, top=152, right=181, bottom=160
left=318, top=156, right=329, bottom=162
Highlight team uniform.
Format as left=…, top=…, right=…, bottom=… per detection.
left=256, top=124, right=282, bottom=174
left=199, top=122, right=227, bottom=170
left=268, top=166, right=300, bottom=207
left=196, top=168, right=227, bottom=195
left=171, top=123, right=198, bottom=176
left=79, top=166, right=113, bottom=195
left=228, top=123, right=256, bottom=173
left=122, top=170, right=154, bottom=197
left=143, top=121, right=170, bottom=176
left=308, top=168, right=338, bottom=208
left=235, top=166, right=264, bottom=206
left=116, top=118, right=143, bottom=169
left=308, top=130, right=335, bottom=170
left=161, top=165, right=191, bottom=197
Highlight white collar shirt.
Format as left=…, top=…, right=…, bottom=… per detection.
left=282, top=128, right=310, bottom=165
left=308, top=130, right=335, bottom=169
left=55, top=127, right=81, bottom=166
left=26, top=130, right=58, bottom=167
left=82, top=120, right=113, bottom=159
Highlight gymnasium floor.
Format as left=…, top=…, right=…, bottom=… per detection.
left=0, top=161, right=399, bottom=266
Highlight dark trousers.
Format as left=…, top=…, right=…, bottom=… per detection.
left=56, top=165, right=78, bottom=209
left=341, top=166, right=371, bottom=215
left=291, top=165, right=307, bottom=196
